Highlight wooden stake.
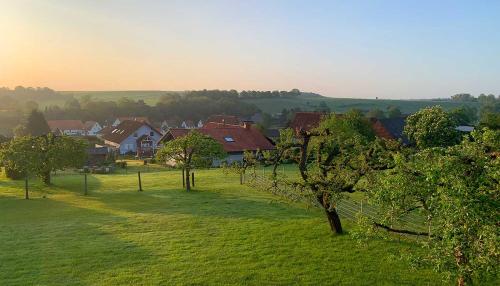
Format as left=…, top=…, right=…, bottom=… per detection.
left=138, top=171, right=143, bottom=192
left=84, top=173, right=88, bottom=195
left=191, top=172, right=195, bottom=187
left=25, top=176, right=29, bottom=200
left=182, top=168, right=185, bottom=187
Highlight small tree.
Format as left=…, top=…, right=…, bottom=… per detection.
left=157, top=131, right=225, bottom=191
left=261, top=128, right=295, bottom=188
left=0, top=134, right=87, bottom=185
left=404, top=106, right=461, bottom=149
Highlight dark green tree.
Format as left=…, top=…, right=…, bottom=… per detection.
left=386, top=105, right=403, bottom=118
left=366, top=108, right=385, bottom=119
left=25, top=110, right=50, bottom=136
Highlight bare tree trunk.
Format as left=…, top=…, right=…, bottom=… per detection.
left=325, top=208, right=343, bottom=234
left=42, top=171, right=51, bottom=185
left=185, top=168, right=191, bottom=191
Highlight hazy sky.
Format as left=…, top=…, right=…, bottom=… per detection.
left=1, top=0, right=499, bottom=99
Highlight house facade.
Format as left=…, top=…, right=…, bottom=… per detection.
left=84, top=121, right=102, bottom=136
left=47, top=120, right=86, bottom=136
left=101, top=120, right=162, bottom=156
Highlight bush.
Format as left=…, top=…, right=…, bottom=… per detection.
left=4, top=167, right=25, bottom=180
left=115, top=161, right=127, bottom=169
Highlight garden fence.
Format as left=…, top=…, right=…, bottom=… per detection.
left=245, top=169, right=430, bottom=235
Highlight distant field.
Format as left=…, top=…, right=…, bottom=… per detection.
left=242, top=96, right=479, bottom=114
left=57, top=91, right=478, bottom=115
left=0, top=161, right=453, bottom=285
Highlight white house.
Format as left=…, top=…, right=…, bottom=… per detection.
left=101, top=120, right=162, bottom=156
left=84, top=121, right=102, bottom=136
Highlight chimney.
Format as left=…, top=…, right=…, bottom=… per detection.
left=243, top=121, right=251, bottom=130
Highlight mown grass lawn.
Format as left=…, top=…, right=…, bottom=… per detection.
left=1, top=164, right=449, bottom=285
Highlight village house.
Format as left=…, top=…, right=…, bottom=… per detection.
left=159, top=121, right=275, bottom=164
left=205, top=114, right=241, bottom=126
left=180, top=120, right=203, bottom=129
left=84, top=121, right=102, bottom=136
left=47, top=120, right=87, bottom=136
left=112, top=117, right=150, bottom=127
left=101, top=120, right=162, bottom=157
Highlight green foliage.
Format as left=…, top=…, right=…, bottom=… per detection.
left=449, top=106, right=478, bottom=125
left=0, top=134, right=87, bottom=184
left=451, top=93, right=476, bottom=102
left=386, top=105, right=403, bottom=118
left=365, top=129, right=500, bottom=285
left=366, top=108, right=385, bottom=119
left=404, top=106, right=461, bottom=149
left=157, top=131, right=225, bottom=190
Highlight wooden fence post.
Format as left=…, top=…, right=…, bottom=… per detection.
left=84, top=173, right=88, bottom=195
left=182, top=168, right=185, bottom=187
left=138, top=171, right=143, bottom=192
left=25, top=176, right=29, bottom=200
left=191, top=172, right=195, bottom=187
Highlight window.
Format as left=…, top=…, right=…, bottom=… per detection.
left=150, top=131, right=154, bottom=136
left=224, top=137, right=235, bottom=142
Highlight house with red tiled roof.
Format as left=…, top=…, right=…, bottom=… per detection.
left=101, top=120, right=162, bottom=156
left=159, top=122, right=275, bottom=164
left=289, top=112, right=326, bottom=133
left=370, top=117, right=409, bottom=144
left=47, top=120, right=86, bottom=136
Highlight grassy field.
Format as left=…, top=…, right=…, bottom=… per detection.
left=1, top=162, right=452, bottom=285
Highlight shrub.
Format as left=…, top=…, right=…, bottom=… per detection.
left=5, top=166, right=25, bottom=180
left=115, top=161, right=127, bottom=169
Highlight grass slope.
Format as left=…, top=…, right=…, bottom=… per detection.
left=1, top=163, right=447, bottom=285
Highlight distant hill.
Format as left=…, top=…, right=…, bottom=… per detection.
left=59, top=90, right=479, bottom=115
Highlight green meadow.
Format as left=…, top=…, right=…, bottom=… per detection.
left=0, top=161, right=453, bottom=285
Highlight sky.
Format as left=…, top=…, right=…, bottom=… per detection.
left=0, top=0, right=499, bottom=99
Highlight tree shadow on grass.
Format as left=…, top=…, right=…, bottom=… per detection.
left=92, top=188, right=318, bottom=221
left=0, top=198, right=160, bottom=285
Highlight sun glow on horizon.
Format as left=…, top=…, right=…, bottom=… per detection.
left=1, top=0, right=499, bottom=99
